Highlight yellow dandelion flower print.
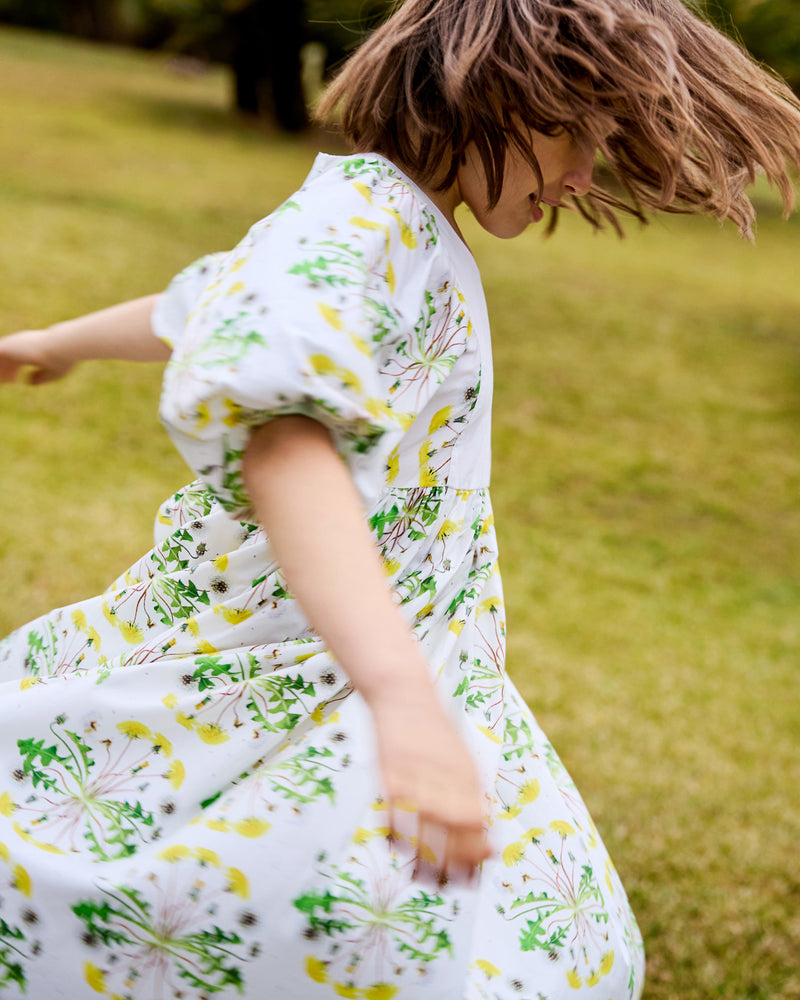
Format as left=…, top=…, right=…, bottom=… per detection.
left=222, top=398, right=245, bottom=427
left=12, top=822, right=65, bottom=854
left=153, top=732, right=173, bottom=758
left=84, top=961, right=107, bottom=994
left=12, top=862, right=32, bottom=897
left=305, top=955, right=329, bottom=984
left=316, top=304, right=344, bottom=331
left=550, top=819, right=576, bottom=837
left=419, top=465, right=438, bottom=488
left=436, top=519, right=458, bottom=541
left=194, top=401, right=212, bottom=430
left=232, top=817, right=271, bottom=838
left=428, top=405, right=452, bottom=433
left=196, top=722, right=229, bottom=745
left=501, top=840, right=526, bottom=867
left=118, top=620, right=144, bottom=644
left=517, top=779, right=540, bottom=804
left=166, top=760, right=186, bottom=789
left=523, top=827, right=546, bottom=843
left=334, top=982, right=359, bottom=999
left=566, top=969, right=583, bottom=989
left=195, top=847, right=221, bottom=867
left=116, top=720, right=152, bottom=740
left=473, top=959, right=501, bottom=979
left=0, top=793, right=16, bottom=817
left=226, top=866, right=249, bottom=898
left=212, top=606, right=253, bottom=625
left=157, top=844, right=193, bottom=863
left=349, top=332, right=371, bottom=357
left=379, top=205, right=417, bottom=249
left=363, top=983, right=400, bottom=1000
left=385, top=448, right=399, bottom=484
left=382, top=556, right=401, bottom=576
left=71, top=609, right=88, bottom=630
left=205, top=818, right=230, bottom=833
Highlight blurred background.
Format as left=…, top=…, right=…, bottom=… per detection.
left=0, top=3, right=798, bottom=1000
left=0, top=0, right=798, bottom=132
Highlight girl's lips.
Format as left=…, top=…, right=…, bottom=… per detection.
left=530, top=195, right=560, bottom=223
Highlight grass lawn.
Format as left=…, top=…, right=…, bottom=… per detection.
left=1, top=24, right=798, bottom=999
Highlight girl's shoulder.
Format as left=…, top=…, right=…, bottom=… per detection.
left=259, top=153, right=448, bottom=263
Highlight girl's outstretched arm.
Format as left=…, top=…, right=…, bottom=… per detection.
left=243, top=415, right=491, bottom=873
left=0, top=294, right=169, bottom=384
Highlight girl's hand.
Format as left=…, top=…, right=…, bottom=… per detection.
left=0, top=296, right=167, bottom=385
left=372, top=691, right=491, bottom=876
left=0, top=329, right=74, bottom=384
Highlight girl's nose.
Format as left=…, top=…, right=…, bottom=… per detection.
left=563, top=148, right=596, bottom=198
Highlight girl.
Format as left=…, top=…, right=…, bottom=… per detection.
left=1, top=1, right=799, bottom=998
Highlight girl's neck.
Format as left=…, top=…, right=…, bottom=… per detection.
left=391, top=154, right=466, bottom=246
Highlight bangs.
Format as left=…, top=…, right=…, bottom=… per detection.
left=318, top=0, right=800, bottom=236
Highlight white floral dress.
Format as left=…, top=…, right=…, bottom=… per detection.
left=0, top=154, right=645, bottom=1000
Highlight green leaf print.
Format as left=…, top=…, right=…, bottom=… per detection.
left=72, top=881, right=252, bottom=996
left=341, top=157, right=385, bottom=180
left=13, top=721, right=159, bottom=860
left=518, top=912, right=569, bottom=952
left=396, top=571, right=437, bottom=606
left=17, top=738, right=66, bottom=790
left=189, top=315, right=267, bottom=367
left=288, top=244, right=366, bottom=288
left=24, top=621, right=59, bottom=676
left=0, top=923, right=27, bottom=993
left=294, top=858, right=455, bottom=988
left=183, top=653, right=319, bottom=736
left=294, top=890, right=351, bottom=936
left=502, top=715, right=534, bottom=761
left=261, top=745, right=336, bottom=805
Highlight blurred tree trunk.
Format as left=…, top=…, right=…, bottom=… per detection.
left=228, top=0, right=308, bottom=131
left=60, top=0, right=120, bottom=41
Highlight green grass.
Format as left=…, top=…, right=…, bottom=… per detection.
left=1, top=25, right=799, bottom=999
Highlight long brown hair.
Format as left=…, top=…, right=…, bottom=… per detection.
left=318, top=0, right=800, bottom=236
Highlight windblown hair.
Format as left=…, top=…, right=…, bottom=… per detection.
left=318, top=0, right=800, bottom=236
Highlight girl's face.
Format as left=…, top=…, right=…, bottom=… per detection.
left=456, top=129, right=597, bottom=239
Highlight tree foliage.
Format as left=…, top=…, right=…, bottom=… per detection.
left=700, top=1, right=800, bottom=93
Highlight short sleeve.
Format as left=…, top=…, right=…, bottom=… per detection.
left=151, top=253, right=228, bottom=351
left=159, top=169, right=455, bottom=518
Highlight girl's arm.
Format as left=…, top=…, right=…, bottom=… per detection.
left=0, top=295, right=169, bottom=384
left=243, top=415, right=491, bottom=871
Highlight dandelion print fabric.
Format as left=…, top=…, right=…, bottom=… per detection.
left=0, top=154, right=645, bottom=999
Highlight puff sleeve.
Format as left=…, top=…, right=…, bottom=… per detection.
left=159, top=171, right=460, bottom=518
left=151, top=253, right=228, bottom=352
